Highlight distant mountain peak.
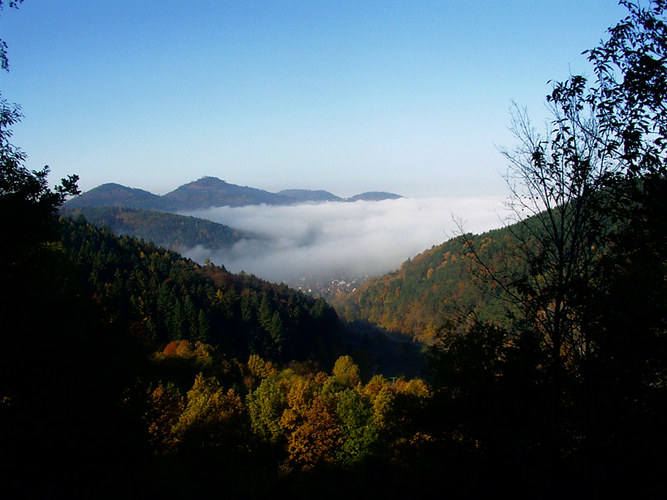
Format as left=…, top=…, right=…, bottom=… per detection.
left=278, top=189, right=343, bottom=202
left=63, top=182, right=169, bottom=210
left=189, top=176, right=228, bottom=186
left=64, top=177, right=403, bottom=211
left=346, top=192, right=403, bottom=202
left=162, top=177, right=293, bottom=209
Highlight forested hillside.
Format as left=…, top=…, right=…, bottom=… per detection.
left=332, top=224, right=522, bottom=343
left=61, top=182, right=171, bottom=210
left=58, top=216, right=348, bottom=364
left=62, top=206, right=247, bottom=252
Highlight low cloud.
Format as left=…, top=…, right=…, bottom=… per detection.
left=182, top=196, right=509, bottom=283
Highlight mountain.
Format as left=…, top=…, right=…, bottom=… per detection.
left=346, top=191, right=403, bottom=202
left=64, top=177, right=297, bottom=211
left=63, top=182, right=170, bottom=210
left=61, top=206, right=247, bottom=252
left=162, top=176, right=294, bottom=209
left=277, top=189, right=342, bottom=202
left=273, top=189, right=403, bottom=204
left=64, top=177, right=404, bottom=211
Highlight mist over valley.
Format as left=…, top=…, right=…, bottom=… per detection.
left=182, top=195, right=509, bottom=285
left=63, top=177, right=510, bottom=287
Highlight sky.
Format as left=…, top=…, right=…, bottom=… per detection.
left=1, top=0, right=629, bottom=199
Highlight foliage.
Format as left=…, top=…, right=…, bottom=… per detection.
left=136, top=353, right=435, bottom=496
left=332, top=354, right=361, bottom=387
left=0, top=12, right=141, bottom=494
left=246, top=372, right=292, bottom=444
left=335, top=388, right=378, bottom=465
left=586, top=0, right=667, bottom=178
left=145, top=381, right=184, bottom=453
left=0, top=1, right=23, bottom=72
left=171, top=373, right=246, bottom=453
left=284, top=394, right=342, bottom=471
left=1, top=100, right=79, bottom=258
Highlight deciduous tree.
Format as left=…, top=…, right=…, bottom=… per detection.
left=446, top=1, right=667, bottom=492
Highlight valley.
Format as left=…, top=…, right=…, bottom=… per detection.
left=286, top=274, right=371, bottom=298
left=64, top=178, right=508, bottom=288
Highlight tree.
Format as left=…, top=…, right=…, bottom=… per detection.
left=0, top=0, right=79, bottom=240
left=332, top=355, right=361, bottom=388
left=0, top=1, right=23, bottom=72
left=284, top=394, right=342, bottom=471
left=335, top=388, right=378, bottom=466
left=1, top=99, right=80, bottom=256
left=452, top=1, right=667, bottom=492
left=492, top=88, right=610, bottom=452
left=0, top=13, right=147, bottom=491
left=586, top=0, right=667, bottom=179
left=580, top=2, right=667, bottom=487
left=246, top=373, right=290, bottom=445
left=1, top=7, right=80, bottom=257
left=145, top=382, right=185, bottom=453
left=171, top=373, right=246, bottom=453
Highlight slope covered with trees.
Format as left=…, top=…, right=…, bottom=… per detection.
left=332, top=224, right=523, bottom=343
left=61, top=182, right=170, bottom=210
left=58, top=215, right=347, bottom=365
left=62, top=205, right=247, bottom=252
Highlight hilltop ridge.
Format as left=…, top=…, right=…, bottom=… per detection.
left=65, top=176, right=403, bottom=211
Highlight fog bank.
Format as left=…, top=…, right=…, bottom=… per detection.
left=183, top=196, right=509, bottom=283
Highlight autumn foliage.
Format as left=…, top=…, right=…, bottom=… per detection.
left=144, top=346, right=432, bottom=480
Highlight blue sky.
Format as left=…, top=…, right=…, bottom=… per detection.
left=1, top=1, right=628, bottom=198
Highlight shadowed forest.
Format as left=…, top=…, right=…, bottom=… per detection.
left=1, top=1, right=665, bottom=498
